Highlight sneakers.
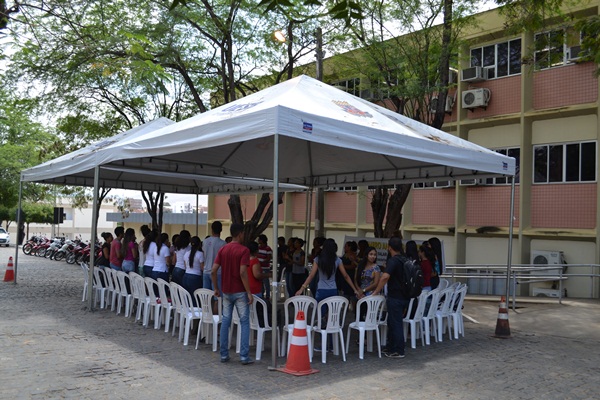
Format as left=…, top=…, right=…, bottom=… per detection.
left=240, top=358, right=255, bottom=365
left=384, top=352, right=405, bottom=359
left=220, top=356, right=230, bottom=363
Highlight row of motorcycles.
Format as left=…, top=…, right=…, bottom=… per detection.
left=22, top=236, right=101, bottom=264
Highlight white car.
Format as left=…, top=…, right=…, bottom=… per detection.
left=0, top=227, right=10, bottom=247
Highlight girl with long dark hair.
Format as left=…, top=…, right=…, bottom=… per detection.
left=172, top=230, right=191, bottom=285
left=152, top=232, right=171, bottom=282
left=183, top=236, right=204, bottom=299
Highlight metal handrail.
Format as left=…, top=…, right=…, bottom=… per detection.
left=443, top=264, right=600, bottom=309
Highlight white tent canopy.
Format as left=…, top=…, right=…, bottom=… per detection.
left=22, top=75, right=515, bottom=190
left=19, top=74, right=517, bottom=369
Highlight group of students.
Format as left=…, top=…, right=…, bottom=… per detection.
left=277, top=235, right=444, bottom=299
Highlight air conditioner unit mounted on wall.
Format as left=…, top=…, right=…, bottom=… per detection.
left=531, top=250, right=566, bottom=273
left=429, top=95, right=454, bottom=114
left=462, top=88, right=491, bottom=109
left=461, top=66, right=487, bottom=82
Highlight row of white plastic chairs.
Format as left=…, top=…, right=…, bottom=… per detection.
left=399, top=280, right=468, bottom=350
left=80, top=263, right=279, bottom=361
left=80, top=264, right=466, bottom=363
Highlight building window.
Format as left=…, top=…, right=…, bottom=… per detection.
left=470, top=39, right=521, bottom=79
left=534, top=28, right=582, bottom=70
left=332, top=78, right=362, bottom=97
left=413, top=181, right=451, bottom=189
left=326, top=186, right=358, bottom=192
left=460, top=147, right=520, bottom=185
left=533, top=142, right=596, bottom=183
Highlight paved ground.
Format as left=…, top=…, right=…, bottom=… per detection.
left=1, top=245, right=599, bottom=400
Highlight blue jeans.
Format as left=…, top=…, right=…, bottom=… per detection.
left=387, top=297, right=410, bottom=355
left=109, top=263, right=121, bottom=271
left=143, top=265, right=153, bottom=278
left=122, top=260, right=135, bottom=273
left=220, top=292, right=250, bottom=361
left=203, top=273, right=221, bottom=292
left=182, top=273, right=202, bottom=305
left=172, top=267, right=185, bottom=285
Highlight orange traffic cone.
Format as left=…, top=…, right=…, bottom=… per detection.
left=3, top=256, right=14, bottom=282
left=278, top=310, right=319, bottom=376
left=493, top=296, right=511, bottom=338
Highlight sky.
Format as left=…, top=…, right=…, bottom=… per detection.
left=110, top=189, right=208, bottom=207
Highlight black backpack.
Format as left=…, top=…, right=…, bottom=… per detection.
left=395, top=255, right=424, bottom=299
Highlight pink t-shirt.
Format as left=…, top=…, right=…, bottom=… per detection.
left=124, top=241, right=136, bottom=261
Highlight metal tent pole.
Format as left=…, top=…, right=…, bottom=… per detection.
left=87, top=166, right=100, bottom=311
left=270, top=133, right=280, bottom=369
left=13, top=180, right=23, bottom=284
left=506, top=176, right=516, bottom=309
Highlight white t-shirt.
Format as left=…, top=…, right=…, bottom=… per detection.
left=202, top=236, right=226, bottom=274
left=153, top=244, right=170, bottom=273
left=144, top=241, right=157, bottom=267
left=138, top=239, right=146, bottom=268
left=174, top=245, right=190, bottom=270
left=184, top=249, right=204, bottom=276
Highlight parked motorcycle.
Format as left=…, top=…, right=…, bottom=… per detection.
left=53, top=239, right=74, bottom=261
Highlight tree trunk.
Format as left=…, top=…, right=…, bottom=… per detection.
left=227, top=192, right=284, bottom=245
left=142, top=191, right=165, bottom=232
left=371, top=184, right=412, bottom=238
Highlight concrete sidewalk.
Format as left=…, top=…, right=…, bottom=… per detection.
left=1, top=246, right=599, bottom=399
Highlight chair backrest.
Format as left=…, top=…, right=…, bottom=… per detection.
left=144, top=277, right=159, bottom=305
left=116, top=271, right=131, bottom=295
left=409, top=291, right=429, bottom=321
left=284, top=295, right=317, bottom=328
left=103, top=268, right=115, bottom=291
left=437, top=279, right=450, bottom=290
left=355, top=295, right=385, bottom=327
left=424, top=289, right=441, bottom=319
left=96, top=267, right=108, bottom=289
left=437, top=287, right=456, bottom=315
left=92, top=266, right=101, bottom=287
left=452, top=285, right=468, bottom=312
left=250, top=295, right=270, bottom=330
left=169, top=282, right=182, bottom=310
left=178, top=286, right=195, bottom=311
left=156, top=278, right=171, bottom=306
left=81, top=263, right=89, bottom=284
left=194, top=288, right=221, bottom=322
left=316, top=296, right=349, bottom=331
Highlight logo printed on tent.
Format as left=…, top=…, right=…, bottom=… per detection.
left=332, top=101, right=373, bottom=118
left=302, top=122, right=313, bottom=134
left=221, top=101, right=263, bottom=113
left=503, top=162, right=508, bottom=170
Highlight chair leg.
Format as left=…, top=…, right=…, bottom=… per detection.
left=213, top=323, right=219, bottom=352
left=321, top=334, right=327, bottom=364
left=358, top=329, right=365, bottom=360
left=256, top=330, right=264, bottom=361
left=339, top=330, right=346, bottom=362
left=375, top=328, right=382, bottom=358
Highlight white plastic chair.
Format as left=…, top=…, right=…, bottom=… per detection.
left=143, top=277, right=162, bottom=329
left=435, top=287, right=457, bottom=341
left=103, top=268, right=119, bottom=311
left=450, top=285, right=468, bottom=339
left=280, top=295, right=317, bottom=360
left=115, top=271, right=133, bottom=317
left=345, top=295, right=385, bottom=359
left=194, top=289, right=222, bottom=351
left=311, top=296, right=349, bottom=364
left=128, top=272, right=146, bottom=320
left=437, top=278, right=450, bottom=290
left=174, top=284, right=202, bottom=345
left=80, top=262, right=89, bottom=302
left=250, top=295, right=279, bottom=361
left=170, top=282, right=184, bottom=338
left=157, top=278, right=174, bottom=333
left=92, top=267, right=108, bottom=309
left=421, top=289, right=441, bottom=345
left=403, top=291, right=428, bottom=349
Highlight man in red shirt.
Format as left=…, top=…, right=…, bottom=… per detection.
left=212, top=223, right=254, bottom=365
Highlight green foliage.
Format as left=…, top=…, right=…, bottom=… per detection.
left=497, top=0, right=566, bottom=34
left=576, top=16, right=600, bottom=72
left=21, top=203, right=54, bottom=225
